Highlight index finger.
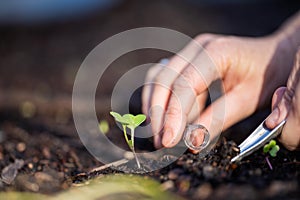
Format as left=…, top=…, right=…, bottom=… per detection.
left=148, top=34, right=218, bottom=148
left=161, top=49, right=224, bottom=147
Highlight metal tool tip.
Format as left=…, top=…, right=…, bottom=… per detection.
left=230, top=156, right=240, bottom=163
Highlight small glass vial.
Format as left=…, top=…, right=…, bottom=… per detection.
left=183, top=124, right=210, bottom=151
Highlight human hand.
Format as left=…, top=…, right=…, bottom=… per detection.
left=265, top=50, right=300, bottom=150
left=142, top=33, right=295, bottom=149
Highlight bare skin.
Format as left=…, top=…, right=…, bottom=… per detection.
left=142, top=11, right=300, bottom=151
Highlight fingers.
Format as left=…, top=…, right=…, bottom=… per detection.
left=279, top=81, right=300, bottom=150
left=143, top=34, right=218, bottom=148
left=187, top=92, right=208, bottom=123
left=265, top=87, right=289, bottom=129
left=161, top=49, right=226, bottom=148
left=142, top=34, right=217, bottom=116
left=271, top=87, right=287, bottom=110
left=142, top=62, right=166, bottom=116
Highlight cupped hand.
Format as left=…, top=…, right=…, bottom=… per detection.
left=142, top=33, right=294, bottom=149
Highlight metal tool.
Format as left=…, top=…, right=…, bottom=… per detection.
left=231, top=119, right=286, bottom=163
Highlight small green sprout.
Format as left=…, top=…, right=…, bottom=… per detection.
left=99, top=120, right=110, bottom=134
left=263, top=139, right=280, bottom=157
left=110, top=111, right=146, bottom=168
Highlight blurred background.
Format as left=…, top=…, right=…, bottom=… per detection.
left=0, top=0, right=300, bottom=145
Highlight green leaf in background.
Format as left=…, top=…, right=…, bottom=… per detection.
left=99, top=120, right=110, bottom=134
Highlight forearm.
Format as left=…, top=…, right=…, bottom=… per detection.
left=264, top=11, right=300, bottom=92
left=274, top=11, right=300, bottom=56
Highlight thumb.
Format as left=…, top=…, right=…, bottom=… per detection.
left=265, top=87, right=290, bottom=129
left=190, top=88, right=254, bottom=150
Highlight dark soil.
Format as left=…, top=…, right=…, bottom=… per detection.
left=72, top=137, right=299, bottom=200
left=0, top=0, right=300, bottom=199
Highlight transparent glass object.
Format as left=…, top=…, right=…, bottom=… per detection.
left=183, top=124, right=210, bottom=151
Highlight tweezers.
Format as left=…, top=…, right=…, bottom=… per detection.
left=230, top=119, right=286, bottom=163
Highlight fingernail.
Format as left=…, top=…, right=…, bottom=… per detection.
left=162, top=129, right=174, bottom=147
left=266, top=107, right=279, bottom=129
left=271, top=107, right=280, bottom=122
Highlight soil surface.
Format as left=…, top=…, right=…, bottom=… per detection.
left=0, top=0, right=300, bottom=199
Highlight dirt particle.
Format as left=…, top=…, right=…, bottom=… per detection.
left=42, top=147, right=51, bottom=159
left=20, top=101, right=36, bottom=119
left=1, top=159, right=24, bottom=184
left=16, top=142, right=26, bottom=152
left=193, top=183, right=213, bottom=199
left=203, top=165, right=215, bottom=179
left=28, top=163, right=34, bottom=169
left=167, top=168, right=183, bottom=180
left=35, top=172, right=54, bottom=182
left=160, top=180, right=174, bottom=191
left=177, top=175, right=191, bottom=194
left=254, top=168, right=262, bottom=176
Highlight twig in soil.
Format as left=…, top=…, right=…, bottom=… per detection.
left=283, top=161, right=300, bottom=165
left=89, top=158, right=129, bottom=173
left=265, top=156, right=273, bottom=170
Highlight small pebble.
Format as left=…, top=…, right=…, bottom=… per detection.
left=35, top=172, right=54, bottom=182
left=28, top=163, right=34, bottom=169
left=20, top=101, right=36, bottom=118
left=177, top=175, right=191, bottom=193
left=167, top=168, right=183, bottom=180
left=232, top=146, right=240, bottom=152
left=212, top=161, right=218, bottom=167
left=186, top=159, right=193, bottom=164
left=248, top=170, right=254, bottom=176
left=161, top=180, right=174, bottom=191
left=265, top=181, right=298, bottom=197
left=42, top=147, right=51, bottom=159
left=16, top=142, right=26, bottom=152
left=230, top=163, right=238, bottom=170
left=194, top=183, right=213, bottom=199
left=33, top=157, right=39, bottom=163
left=124, top=151, right=134, bottom=160
left=25, top=181, right=39, bottom=192
left=254, top=168, right=262, bottom=176
left=203, top=165, right=214, bottom=179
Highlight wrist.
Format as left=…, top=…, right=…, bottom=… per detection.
left=272, top=11, right=300, bottom=56
left=261, top=31, right=296, bottom=96
left=270, top=30, right=297, bottom=70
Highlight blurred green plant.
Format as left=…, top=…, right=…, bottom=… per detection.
left=0, top=175, right=182, bottom=200
left=110, top=111, right=146, bottom=168
left=99, top=119, right=110, bottom=134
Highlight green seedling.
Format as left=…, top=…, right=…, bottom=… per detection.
left=110, top=111, right=146, bottom=168
left=263, top=139, right=280, bottom=170
left=263, top=139, right=280, bottom=157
